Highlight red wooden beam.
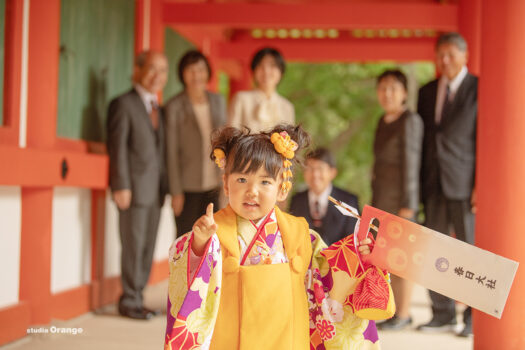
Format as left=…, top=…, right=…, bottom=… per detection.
left=216, top=59, right=244, bottom=80
left=163, top=2, right=457, bottom=31
left=217, top=38, right=436, bottom=62
left=0, top=302, right=30, bottom=345
left=170, top=25, right=230, bottom=47
left=0, top=146, right=108, bottom=188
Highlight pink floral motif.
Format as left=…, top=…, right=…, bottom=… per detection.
left=314, top=283, right=326, bottom=304
left=316, top=319, right=336, bottom=340
left=176, top=236, right=188, bottom=254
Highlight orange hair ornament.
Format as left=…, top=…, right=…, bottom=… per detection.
left=270, top=131, right=298, bottom=193
left=213, top=148, right=226, bottom=169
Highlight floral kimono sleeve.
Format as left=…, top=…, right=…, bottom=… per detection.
left=307, top=230, right=381, bottom=350
left=165, top=233, right=223, bottom=350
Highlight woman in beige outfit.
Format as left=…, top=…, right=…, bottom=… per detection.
left=228, top=47, right=294, bottom=132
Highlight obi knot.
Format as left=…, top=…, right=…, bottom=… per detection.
left=290, top=256, right=303, bottom=274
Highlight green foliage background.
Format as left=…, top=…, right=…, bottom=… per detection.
left=276, top=62, right=435, bottom=208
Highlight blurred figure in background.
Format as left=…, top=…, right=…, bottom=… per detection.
left=290, top=147, right=359, bottom=245
left=164, top=50, right=227, bottom=236
left=107, top=50, right=169, bottom=320
left=417, top=32, right=477, bottom=338
left=372, top=69, right=423, bottom=330
left=228, top=47, right=294, bottom=132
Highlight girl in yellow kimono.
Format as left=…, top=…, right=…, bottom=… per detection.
left=165, top=124, right=385, bottom=350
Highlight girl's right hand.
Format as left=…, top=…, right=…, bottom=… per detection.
left=191, top=203, right=217, bottom=256
left=358, top=238, right=373, bottom=256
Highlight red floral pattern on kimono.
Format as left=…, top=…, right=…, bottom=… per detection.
left=165, top=206, right=385, bottom=350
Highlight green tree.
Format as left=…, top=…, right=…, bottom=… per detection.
left=278, top=62, right=435, bottom=208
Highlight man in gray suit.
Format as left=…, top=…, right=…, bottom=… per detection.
left=107, top=51, right=168, bottom=320
left=416, top=32, right=477, bottom=337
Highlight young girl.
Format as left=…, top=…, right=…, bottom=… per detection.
left=165, top=125, right=384, bottom=350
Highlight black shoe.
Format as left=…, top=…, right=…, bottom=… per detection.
left=457, top=323, right=473, bottom=337
left=416, top=317, right=458, bottom=333
left=119, top=306, right=155, bottom=320
left=378, top=316, right=412, bottom=331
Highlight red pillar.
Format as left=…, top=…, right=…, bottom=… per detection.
left=18, top=0, right=61, bottom=325
left=90, top=190, right=106, bottom=310
left=458, top=0, right=481, bottom=75
left=135, top=0, right=165, bottom=53
left=134, top=0, right=145, bottom=54
left=0, top=0, right=23, bottom=145
left=202, top=39, right=220, bottom=93
left=135, top=0, right=165, bottom=101
left=229, top=60, right=252, bottom=100
left=475, top=1, right=525, bottom=349
left=149, top=0, right=164, bottom=52
left=25, top=0, right=59, bottom=150
left=19, top=188, right=53, bottom=324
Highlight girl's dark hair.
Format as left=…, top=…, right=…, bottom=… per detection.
left=250, top=47, right=286, bottom=75
left=178, top=50, right=212, bottom=86
left=376, top=69, right=408, bottom=91
left=211, top=124, right=310, bottom=180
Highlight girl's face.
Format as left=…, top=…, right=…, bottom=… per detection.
left=253, top=55, right=282, bottom=93
left=376, top=76, right=407, bottom=115
left=223, top=165, right=288, bottom=222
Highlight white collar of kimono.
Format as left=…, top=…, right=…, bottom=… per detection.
left=251, top=208, right=276, bottom=229
left=236, top=209, right=276, bottom=246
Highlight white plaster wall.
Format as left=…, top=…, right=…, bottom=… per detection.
left=104, top=195, right=175, bottom=278
left=51, top=188, right=91, bottom=294
left=0, top=187, right=21, bottom=308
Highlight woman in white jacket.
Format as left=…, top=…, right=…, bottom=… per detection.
left=228, top=47, right=294, bottom=132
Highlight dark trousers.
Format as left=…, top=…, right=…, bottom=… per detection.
left=175, top=189, right=220, bottom=237
left=424, top=191, right=475, bottom=325
left=118, top=202, right=161, bottom=310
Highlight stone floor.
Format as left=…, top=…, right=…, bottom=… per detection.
left=2, top=281, right=472, bottom=350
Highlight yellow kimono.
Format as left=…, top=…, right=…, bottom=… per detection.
left=165, top=205, right=382, bottom=350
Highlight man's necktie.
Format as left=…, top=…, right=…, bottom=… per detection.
left=312, top=200, right=322, bottom=228
left=437, top=85, right=451, bottom=124
left=150, top=101, right=159, bottom=130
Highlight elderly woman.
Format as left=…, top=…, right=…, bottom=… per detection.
left=164, top=50, right=227, bottom=236
left=228, top=47, right=294, bottom=132
left=372, top=69, right=423, bottom=331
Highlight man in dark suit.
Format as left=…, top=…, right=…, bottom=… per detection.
left=107, top=51, right=168, bottom=320
left=290, top=148, right=359, bottom=245
left=417, top=32, right=477, bottom=337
